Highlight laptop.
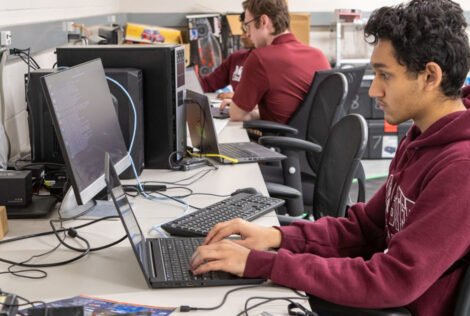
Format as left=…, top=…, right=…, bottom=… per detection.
left=186, top=89, right=286, bottom=164
left=185, top=66, right=230, bottom=119
left=104, top=153, right=264, bottom=288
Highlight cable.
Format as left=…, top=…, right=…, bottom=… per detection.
left=179, top=284, right=266, bottom=312
left=0, top=291, right=48, bottom=316
left=190, top=192, right=231, bottom=198
left=239, top=296, right=313, bottom=316
left=187, top=150, right=239, bottom=163
left=0, top=214, right=127, bottom=272
left=71, top=24, right=91, bottom=37
left=179, top=284, right=310, bottom=315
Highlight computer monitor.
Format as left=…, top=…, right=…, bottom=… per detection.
left=41, top=59, right=131, bottom=217
left=56, top=44, right=187, bottom=169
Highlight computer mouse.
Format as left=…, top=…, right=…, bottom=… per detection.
left=231, top=187, right=261, bottom=196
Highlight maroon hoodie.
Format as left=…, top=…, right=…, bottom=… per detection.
left=244, top=95, right=470, bottom=315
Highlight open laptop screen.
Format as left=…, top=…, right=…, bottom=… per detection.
left=105, top=153, right=150, bottom=281
left=185, top=67, right=204, bottom=94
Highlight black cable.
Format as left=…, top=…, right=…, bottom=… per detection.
left=49, top=219, right=127, bottom=252
left=190, top=192, right=231, bottom=198
left=0, top=295, right=47, bottom=315
left=0, top=231, right=90, bottom=268
left=239, top=296, right=313, bottom=316
left=0, top=213, right=115, bottom=245
left=136, top=165, right=217, bottom=187
left=179, top=284, right=265, bottom=312
left=149, top=189, right=201, bottom=210
left=0, top=214, right=126, bottom=271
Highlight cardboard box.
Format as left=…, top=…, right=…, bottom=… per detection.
left=0, top=206, right=8, bottom=239
left=290, top=13, right=310, bottom=46
left=125, top=22, right=183, bottom=44
left=226, top=14, right=243, bottom=36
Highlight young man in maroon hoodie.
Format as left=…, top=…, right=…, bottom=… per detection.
left=190, top=0, right=470, bottom=314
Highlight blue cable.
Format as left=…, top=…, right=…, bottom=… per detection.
left=56, top=68, right=189, bottom=237
left=105, top=76, right=190, bottom=237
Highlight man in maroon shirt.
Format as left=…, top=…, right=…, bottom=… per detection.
left=200, top=12, right=254, bottom=100
left=191, top=0, right=470, bottom=314
left=220, top=0, right=330, bottom=124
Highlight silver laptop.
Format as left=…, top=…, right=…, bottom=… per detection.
left=185, top=67, right=229, bottom=119
left=185, top=89, right=286, bottom=164
left=104, top=153, right=264, bottom=288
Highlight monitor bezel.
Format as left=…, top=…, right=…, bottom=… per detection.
left=41, top=59, right=131, bottom=206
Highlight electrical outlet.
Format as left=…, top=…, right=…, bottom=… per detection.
left=0, top=31, right=12, bottom=46
left=62, top=21, right=75, bottom=33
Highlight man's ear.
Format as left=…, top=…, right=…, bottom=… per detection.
left=259, top=14, right=269, bottom=27
left=422, top=62, right=443, bottom=92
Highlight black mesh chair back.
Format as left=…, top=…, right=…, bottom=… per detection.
left=454, top=267, right=470, bottom=316
left=288, top=66, right=365, bottom=141
left=304, top=72, right=348, bottom=175
left=313, top=114, right=368, bottom=219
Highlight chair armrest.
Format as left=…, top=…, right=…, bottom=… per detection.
left=243, top=120, right=298, bottom=135
left=276, top=214, right=310, bottom=226
left=259, top=136, right=322, bottom=153
left=308, top=296, right=412, bottom=316
left=266, top=182, right=302, bottom=199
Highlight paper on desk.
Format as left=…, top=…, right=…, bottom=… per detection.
left=23, top=295, right=175, bottom=315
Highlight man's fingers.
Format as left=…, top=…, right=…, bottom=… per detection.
left=192, top=260, right=225, bottom=275
left=220, top=99, right=231, bottom=110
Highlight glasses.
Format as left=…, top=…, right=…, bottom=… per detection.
left=242, top=16, right=260, bottom=32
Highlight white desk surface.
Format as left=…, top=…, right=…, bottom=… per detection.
left=1, top=122, right=307, bottom=316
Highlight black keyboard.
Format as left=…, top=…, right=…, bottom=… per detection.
left=161, top=193, right=284, bottom=237
left=158, top=237, right=231, bottom=281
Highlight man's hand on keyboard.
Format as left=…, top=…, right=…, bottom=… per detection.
left=190, top=239, right=249, bottom=277
left=217, top=91, right=234, bottom=99
left=203, top=218, right=282, bottom=251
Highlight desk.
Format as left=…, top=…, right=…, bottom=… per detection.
left=1, top=122, right=307, bottom=315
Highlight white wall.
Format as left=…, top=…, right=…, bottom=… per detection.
left=118, top=0, right=470, bottom=13
left=289, top=0, right=470, bottom=11
left=0, top=0, right=120, bottom=27
left=119, top=0, right=242, bottom=13
left=0, top=0, right=120, bottom=159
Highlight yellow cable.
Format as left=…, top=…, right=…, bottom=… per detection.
left=187, top=150, right=239, bottom=163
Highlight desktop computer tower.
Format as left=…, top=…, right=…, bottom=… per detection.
left=27, top=68, right=145, bottom=178
left=26, top=69, right=62, bottom=163
left=104, top=68, right=145, bottom=179
left=56, top=45, right=187, bottom=169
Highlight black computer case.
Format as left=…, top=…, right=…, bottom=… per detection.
left=27, top=68, right=146, bottom=178
left=104, top=68, right=145, bottom=178
left=56, top=45, right=187, bottom=169
left=26, top=69, right=62, bottom=163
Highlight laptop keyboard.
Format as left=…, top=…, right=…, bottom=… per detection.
left=162, top=193, right=284, bottom=237
left=218, top=143, right=255, bottom=159
left=158, top=237, right=230, bottom=281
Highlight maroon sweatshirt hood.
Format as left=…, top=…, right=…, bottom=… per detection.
left=399, top=96, right=470, bottom=154
left=462, top=85, right=470, bottom=108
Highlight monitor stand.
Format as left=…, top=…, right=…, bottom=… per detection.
left=59, top=187, right=118, bottom=220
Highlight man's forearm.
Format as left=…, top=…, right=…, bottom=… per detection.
left=229, top=102, right=259, bottom=121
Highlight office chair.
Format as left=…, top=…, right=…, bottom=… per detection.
left=306, top=260, right=470, bottom=315
left=245, top=67, right=366, bottom=216
left=260, top=114, right=368, bottom=221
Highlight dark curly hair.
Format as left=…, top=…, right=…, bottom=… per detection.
left=364, top=0, right=470, bottom=98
